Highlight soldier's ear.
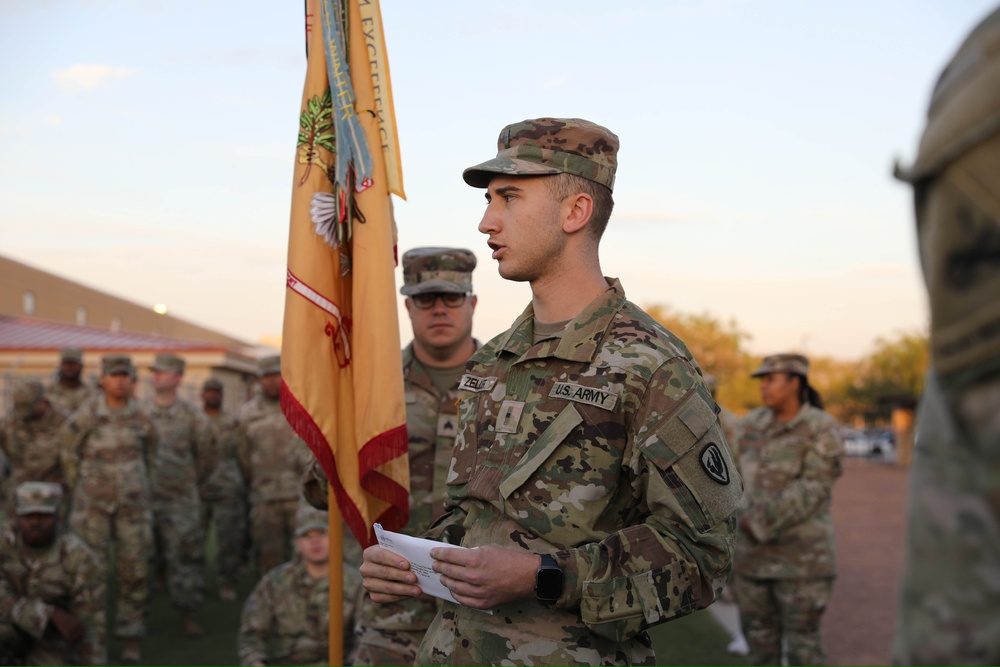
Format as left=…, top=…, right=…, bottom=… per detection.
left=561, top=192, right=594, bottom=235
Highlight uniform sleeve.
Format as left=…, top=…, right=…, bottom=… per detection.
left=236, top=418, right=253, bottom=487
left=0, top=573, right=53, bottom=639
left=58, top=414, right=90, bottom=490
left=550, top=360, right=742, bottom=643
left=238, top=574, right=275, bottom=666
left=742, top=414, right=844, bottom=543
left=67, top=540, right=107, bottom=666
left=192, top=411, right=218, bottom=488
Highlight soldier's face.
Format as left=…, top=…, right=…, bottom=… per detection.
left=295, top=529, right=329, bottom=565
left=17, top=512, right=58, bottom=547
left=478, top=175, right=568, bottom=283
left=202, top=388, right=223, bottom=410
left=406, top=293, right=477, bottom=355
left=259, top=373, right=282, bottom=399
left=151, top=369, right=182, bottom=393
left=59, top=360, right=82, bottom=382
left=101, top=372, right=132, bottom=400
left=758, top=372, right=800, bottom=411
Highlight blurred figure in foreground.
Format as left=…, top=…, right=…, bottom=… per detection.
left=892, top=6, right=1000, bottom=664
left=0, top=482, right=105, bottom=665
left=238, top=502, right=329, bottom=666
left=731, top=353, right=844, bottom=665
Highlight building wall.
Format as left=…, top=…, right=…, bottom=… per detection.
left=1, top=255, right=247, bottom=348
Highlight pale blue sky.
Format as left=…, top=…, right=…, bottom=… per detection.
left=1, top=1, right=996, bottom=359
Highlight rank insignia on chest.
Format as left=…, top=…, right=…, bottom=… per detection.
left=495, top=400, right=525, bottom=434
left=437, top=413, right=458, bottom=438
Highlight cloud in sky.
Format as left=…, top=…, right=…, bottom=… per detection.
left=52, top=64, right=135, bottom=92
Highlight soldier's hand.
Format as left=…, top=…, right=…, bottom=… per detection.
left=360, top=545, right=422, bottom=603
left=431, top=545, right=537, bottom=610
left=49, top=608, right=86, bottom=644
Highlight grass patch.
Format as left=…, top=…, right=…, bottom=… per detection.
left=649, top=608, right=749, bottom=666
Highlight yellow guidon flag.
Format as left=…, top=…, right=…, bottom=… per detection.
left=282, top=0, right=409, bottom=551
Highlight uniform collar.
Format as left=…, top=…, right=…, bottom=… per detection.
left=497, top=277, right=626, bottom=364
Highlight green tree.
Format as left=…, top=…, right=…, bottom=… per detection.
left=644, top=304, right=758, bottom=413
left=843, top=329, right=929, bottom=423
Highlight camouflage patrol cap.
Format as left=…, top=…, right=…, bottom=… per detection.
left=751, top=353, right=810, bottom=378
left=11, top=376, right=44, bottom=419
left=258, top=355, right=281, bottom=377
left=294, top=501, right=328, bottom=536
left=151, top=352, right=185, bottom=374
left=463, top=117, right=619, bottom=192
left=60, top=348, right=83, bottom=363
left=15, top=481, right=63, bottom=515
left=400, top=247, right=477, bottom=296
left=102, top=354, right=134, bottom=376
left=202, top=376, right=224, bottom=392
left=895, top=6, right=1000, bottom=182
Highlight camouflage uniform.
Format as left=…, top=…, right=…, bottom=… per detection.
left=0, top=483, right=106, bottom=665
left=142, top=396, right=213, bottom=613
left=349, top=343, right=472, bottom=665
left=60, top=358, right=157, bottom=640
left=238, top=502, right=329, bottom=666
left=0, top=378, right=69, bottom=520
left=731, top=359, right=844, bottom=666
left=44, top=385, right=96, bottom=419
left=892, top=8, right=1000, bottom=664
left=201, top=406, right=248, bottom=593
left=417, top=279, right=742, bottom=666
left=238, top=359, right=315, bottom=575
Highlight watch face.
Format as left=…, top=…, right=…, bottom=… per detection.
left=536, top=566, right=564, bottom=601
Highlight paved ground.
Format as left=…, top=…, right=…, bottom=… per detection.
left=824, top=456, right=910, bottom=666
left=709, top=456, right=911, bottom=666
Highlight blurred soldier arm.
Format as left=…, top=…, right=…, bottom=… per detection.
left=57, top=413, right=93, bottom=491
left=236, top=418, right=253, bottom=488
left=237, top=571, right=277, bottom=666
left=740, top=416, right=844, bottom=543
left=301, top=459, right=328, bottom=511
left=192, top=410, right=218, bottom=488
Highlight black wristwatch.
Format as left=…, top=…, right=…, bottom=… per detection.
left=534, top=553, right=564, bottom=604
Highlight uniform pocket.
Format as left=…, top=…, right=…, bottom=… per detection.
left=499, top=404, right=583, bottom=499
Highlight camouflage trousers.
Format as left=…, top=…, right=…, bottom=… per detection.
left=349, top=628, right=424, bottom=667
left=250, top=498, right=298, bottom=575
left=152, top=494, right=205, bottom=611
left=892, top=374, right=1000, bottom=664
left=201, top=493, right=247, bottom=589
left=735, top=574, right=833, bottom=666
left=71, top=494, right=153, bottom=638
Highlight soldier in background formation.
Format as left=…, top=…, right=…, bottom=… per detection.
left=238, top=501, right=330, bottom=666
left=0, top=482, right=105, bottom=666
left=142, top=353, right=213, bottom=638
left=0, top=377, right=68, bottom=523
left=730, top=353, right=844, bottom=666
left=46, top=348, right=98, bottom=417
left=892, top=6, right=1000, bottom=664
left=199, top=376, right=248, bottom=601
left=60, top=354, right=157, bottom=664
left=238, top=355, right=314, bottom=576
